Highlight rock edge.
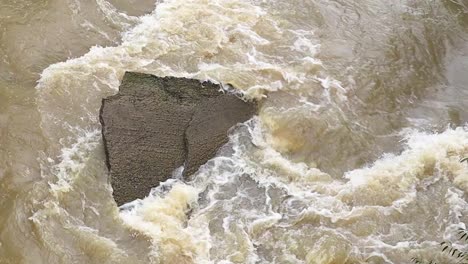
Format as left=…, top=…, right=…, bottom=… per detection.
left=100, top=72, right=256, bottom=205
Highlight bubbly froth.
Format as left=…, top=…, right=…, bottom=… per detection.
left=0, top=0, right=467, bottom=263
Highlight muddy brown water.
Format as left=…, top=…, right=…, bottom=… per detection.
left=1, top=0, right=468, bottom=263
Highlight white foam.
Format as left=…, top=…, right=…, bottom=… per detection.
left=32, top=0, right=468, bottom=262
left=48, top=129, right=101, bottom=194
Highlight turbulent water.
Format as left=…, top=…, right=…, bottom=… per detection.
left=1, top=0, right=468, bottom=263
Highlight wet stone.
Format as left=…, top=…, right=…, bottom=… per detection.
left=99, top=72, right=256, bottom=205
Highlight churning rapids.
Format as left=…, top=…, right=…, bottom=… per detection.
left=1, top=0, right=468, bottom=263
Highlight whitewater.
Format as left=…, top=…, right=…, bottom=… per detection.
left=1, top=0, right=468, bottom=263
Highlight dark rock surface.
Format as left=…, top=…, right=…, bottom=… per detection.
left=100, top=72, right=256, bottom=205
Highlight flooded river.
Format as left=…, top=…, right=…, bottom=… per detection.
left=1, top=0, right=468, bottom=263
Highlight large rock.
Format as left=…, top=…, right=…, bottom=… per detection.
left=100, top=72, right=256, bottom=205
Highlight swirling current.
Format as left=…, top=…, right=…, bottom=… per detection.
left=1, top=0, right=468, bottom=263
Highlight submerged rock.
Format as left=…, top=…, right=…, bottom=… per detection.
left=99, top=72, right=256, bottom=205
